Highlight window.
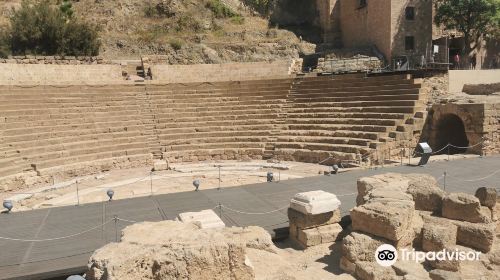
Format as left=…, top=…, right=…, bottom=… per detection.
left=359, top=0, right=367, bottom=8
left=405, top=7, right=415, bottom=20
left=405, top=36, right=415, bottom=51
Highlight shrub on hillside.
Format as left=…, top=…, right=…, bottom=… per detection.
left=3, top=0, right=100, bottom=56
left=206, top=0, right=237, bottom=18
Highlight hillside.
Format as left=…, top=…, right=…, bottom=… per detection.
left=0, top=0, right=316, bottom=62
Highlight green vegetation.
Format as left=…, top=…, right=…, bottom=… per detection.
left=169, top=38, right=183, bottom=50
left=434, top=0, right=499, bottom=55
left=0, top=0, right=100, bottom=57
left=206, top=0, right=237, bottom=18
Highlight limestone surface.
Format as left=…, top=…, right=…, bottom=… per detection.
left=475, top=187, right=497, bottom=208
left=289, top=190, right=341, bottom=215
left=86, top=221, right=260, bottom=280
left=442, top=193, right=491, bottom=223
left=177, top=209, right=225, bottom=229
left=350, top=200, right=415, bottom=242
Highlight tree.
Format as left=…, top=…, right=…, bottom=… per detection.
left=434, top=0, right=499, bottom=56
left=3, top=0, right=100, bottom=56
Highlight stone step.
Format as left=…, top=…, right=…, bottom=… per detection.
left=289, top=93, right=421, bottom=103
left=0, top=164, right=33, bottom=178
left=163, top=148, right=264, bottom=162
left=274, top=148, right=358, bottom=163
left=282, top=129, right=380, bottom=140
left=287, top=106, right=418, bottom=114
left=3, top=115, right=146, bottom=129
left=287, top=124, right=389, bottom=133
left=156, top=130, right=274, bottom=142
left=275, top=136, right=371, bottom=147
left=13, top=137, right=149, bottom=157
left=274, top=142, right=370, bottom=154
left=26, top=142, right=149, bottom=163
left=3, top=120, right=144, bottom=136
left=286, top=118, right=400, bottom=126
left=5, top=130, right=147, bottom=149
left=34, top=153, right=151, bottom=176
left=161, top=136, right=270, bottom=146
left=155, top=124, right=276, bottom=135
left=290, top=83, right=419, bottom=94
left=285, top=112, right=409, bottom=120
left=167, top=142, right=266, bottom=152
left=2, top=125, right=145, bottom=143
left=1, top=106, right=142, bottom=116
left=290, top=100, right=420, bottom=108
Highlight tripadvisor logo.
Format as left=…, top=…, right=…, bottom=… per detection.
left=375, top=244, right=482, bottom=267
left=375, top=244, right=398, bottom=266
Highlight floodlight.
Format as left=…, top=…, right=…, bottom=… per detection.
left=2, top=200, right=13, bottom=213
left=193, top=179, right=200, bottom=191
left=267, top=171, right=274, bottom=182
left=107, top=189, right=114, bottom=201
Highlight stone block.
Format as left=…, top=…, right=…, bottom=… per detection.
left=317, top=223, right=343, bottom=243
left=351, top=200, right=415, bottom=241
left=474, top=187, right=497, bottom=208
left=452, top=220, right=496, bottom=252
left=422, top=223, right=457, bottom=252
left=339, top=256, right=356, bottom=274
left=392, top=260, right=430, bottom=278
left=295, top=223, right=342, bottom=248
left=296, top=227, right=321, bottom=247
left=288, top=207, right=341, bottom=229
left=289, top=190, right=340, bottom=215
left=342, top=232, right=386, bottom=263
left=442, top=193, right=490, bottom=223
left=429, top=269, right=460, bottom=280
left=177, top=209, right=225, bottom=229
left=153, top=160, right=169, bottom=171
left=405, top=174, right=445, bottom=213
left=355, top=261, right=397, bottom=280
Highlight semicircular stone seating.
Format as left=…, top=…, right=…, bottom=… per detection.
left=0, top=73, right=426, bottom=190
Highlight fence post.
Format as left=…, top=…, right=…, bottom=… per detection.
left=114, top=215, right=118, bottom=242
left=408, top=147, right=411, bottom=165
left=447, top=145, right=450, bottom=161
left=218, top=203, right=222, bottom=218
left=400, top=148, right=403, bottom=166
left=76, top=180, right=80, bottom=206
left=150, top=172, right=153, bottom=196
left=443, top=172, right=447, bottom=191
left=218, top=165, right=221, bottom=190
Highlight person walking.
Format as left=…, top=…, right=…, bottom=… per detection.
left=470, top=54, right=477, bottom=70
left=454, top=53, right=460, bottom=69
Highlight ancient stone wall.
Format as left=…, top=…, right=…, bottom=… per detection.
left=340, top=0, right=392, bottom=61
left=150, top=60, right=296, bottom=83
left=423, top=103, right=500, bottom=156
left=342, top=173, right=499, bottom=279
left=338, top=0, right=432, bottom=64
left=448, top=70, right=500, bottom=93
left=0, top=56, right=112, bottom=65
left=0, top=64, right=123, bottom=86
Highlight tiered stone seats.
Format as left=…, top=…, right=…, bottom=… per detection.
left=0, top=85, right=152, bottom=184
left=0, top=73, right=425, bottom=190
left=147, top=79, right=292, bottom=162
left=273, top=74, right=425, bottom=164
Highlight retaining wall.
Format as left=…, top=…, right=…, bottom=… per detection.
left=448, top=70, right=500, bottom=93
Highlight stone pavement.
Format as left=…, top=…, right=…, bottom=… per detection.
left=0, top=156, right=499, bottom=280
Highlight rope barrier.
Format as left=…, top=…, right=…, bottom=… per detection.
left=116, top=218, right=139, bottom=224
left=220, top=204, right=288, bottom=215
left=0, top=219, right=113, bottom=242
left=463, top=169, right=500, bottom=182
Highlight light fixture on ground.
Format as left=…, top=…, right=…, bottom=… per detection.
left=267, top=171, right=274, bottom=182
left=331, top=164, right=339, bottom=175
left=107, top=189, right=114, bottom=201
left=417, top=142, right=433, bottom=166
left=193, top=179, right=200, bottom=191
left=2, top=200, right=13, bottom=213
